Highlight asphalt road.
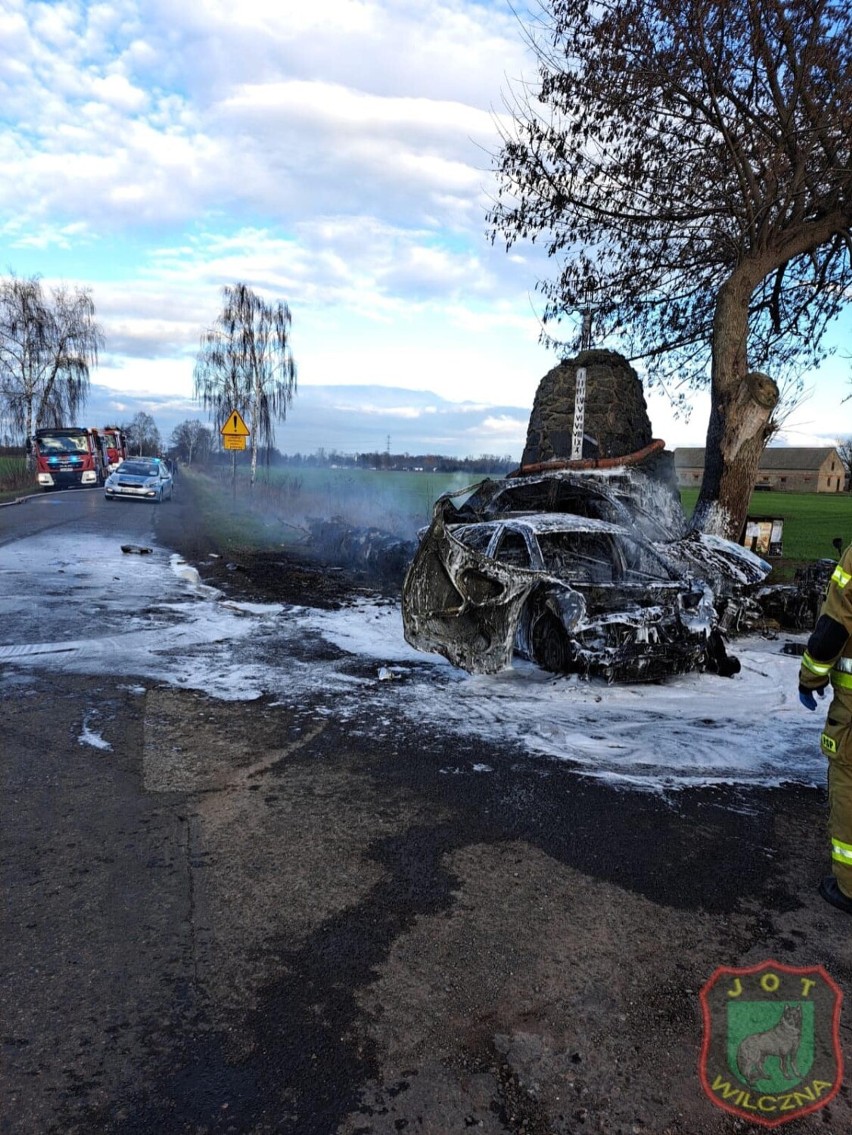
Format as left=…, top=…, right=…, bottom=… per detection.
left=2, top=486, right=852, bottom=1134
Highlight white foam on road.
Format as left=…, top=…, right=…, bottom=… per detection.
left=0, top=531, right=823, bottom=790
left=299, top=600, right=821, bottom=789
left=78, top=714, right=113, bottom=751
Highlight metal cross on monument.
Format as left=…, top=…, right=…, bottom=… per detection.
left=570, top=281, right=596, bottom=460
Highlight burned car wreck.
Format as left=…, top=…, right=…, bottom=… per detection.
left=402, top=468, right=771, bottom=682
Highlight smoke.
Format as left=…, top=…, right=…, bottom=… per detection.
left=203, top=466, right=478, bottom=581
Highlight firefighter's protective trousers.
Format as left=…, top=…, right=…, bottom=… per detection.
left=799, top=549, right=852, bottom=898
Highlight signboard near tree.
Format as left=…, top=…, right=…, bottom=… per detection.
left=221, top=409, right=249, bottom=451
left=194, top=283, right=297, bottom=492
left=220, top=408, right=250, bottom=499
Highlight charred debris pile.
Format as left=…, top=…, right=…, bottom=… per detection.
left=305, top=518, right=417, bottom=585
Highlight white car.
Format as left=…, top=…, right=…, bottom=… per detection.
left=104, top=459, right=173, bottom=503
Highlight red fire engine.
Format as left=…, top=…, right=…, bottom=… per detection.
left=30, top=427, right=108, bottom=490
left=100, top=426, right=128, bottom=472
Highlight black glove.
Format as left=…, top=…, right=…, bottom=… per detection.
left=799, top=681, right=828, bottom=711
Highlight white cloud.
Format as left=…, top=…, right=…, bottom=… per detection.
left=89, top=72, right=148, bottom=112
left=4, top=0, right=849, bottom=459
left=220, top=79, right=496, bottom=137
left=1, top=0, right=530, bottom=235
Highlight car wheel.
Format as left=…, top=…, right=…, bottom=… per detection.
left=532, top=612, right=573, bottom=673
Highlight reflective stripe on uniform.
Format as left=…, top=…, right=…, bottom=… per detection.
left=835, top=657, right=852, bottom=674
left=831, top=670, right=852, bottom=690
left=832, top=565, right=852, bottom=589
left=803, top=651, right=834, bottom=676
left=832, top=838, right=852, bottom=864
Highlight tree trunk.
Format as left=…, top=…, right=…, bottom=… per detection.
left=249, top=378, right=259, bottom=488
left=692, top=274, right=779, bottom=541
left=24, top=399, right=34, bottom=473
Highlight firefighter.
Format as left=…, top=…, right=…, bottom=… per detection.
left=799, top=544, right=852, bottom=913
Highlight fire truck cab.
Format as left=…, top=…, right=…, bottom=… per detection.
left=31, top=427, right=108, bottom=490
left=100, top=426, right=128, bottom=472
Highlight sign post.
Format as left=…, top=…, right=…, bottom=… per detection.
left=220, top=410, right=251, bottom=504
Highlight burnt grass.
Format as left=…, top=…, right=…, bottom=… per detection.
left=155, top=478, right=395, bottom=609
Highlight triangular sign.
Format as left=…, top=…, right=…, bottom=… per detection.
left=221, top=409, right=250, bottom=437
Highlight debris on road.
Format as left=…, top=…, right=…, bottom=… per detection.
left=754, top=557, right=838, bottom=631
left=307, top=518, right=417, bottom=581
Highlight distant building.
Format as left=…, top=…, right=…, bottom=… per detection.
left=674, top=447, right=846, bottom=493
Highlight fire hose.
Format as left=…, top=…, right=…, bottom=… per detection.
left=508, top=438, right=666, bottom=478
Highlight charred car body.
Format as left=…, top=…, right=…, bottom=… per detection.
left=402, top=468, right=771, bottom=682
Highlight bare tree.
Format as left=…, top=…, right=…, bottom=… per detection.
left=490, top=0, right=852, bottom=539
left=122, top=412, right=161, bottom=456
left=193, top=283, right=297, bottom=487
left=0, top=274, right=103, bottom=463
left=836, top=437, right=852, bottom=489
left=169, top=419, right=212, bottom=466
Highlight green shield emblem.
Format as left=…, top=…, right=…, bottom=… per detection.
left=700, top=960, right=842, bottom=1127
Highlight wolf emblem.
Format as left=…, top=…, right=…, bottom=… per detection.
left=737, top=1003, right=803, bottom=1085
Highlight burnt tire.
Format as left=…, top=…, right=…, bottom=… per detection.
left=532, top=612, right=573, bottom=673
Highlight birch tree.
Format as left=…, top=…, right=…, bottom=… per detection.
left=0, top=275, right=103, bottom=461
left=490, top=0, right=852, bottom=539
left=193, top=284, right=297, bottom=487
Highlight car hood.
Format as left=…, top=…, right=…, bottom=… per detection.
left=654, top=530, right=771, bottom=592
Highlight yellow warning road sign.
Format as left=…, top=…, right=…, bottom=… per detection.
left=223, top=435, right=247, bottom=451
left=221, top=409, right=250, bottom=437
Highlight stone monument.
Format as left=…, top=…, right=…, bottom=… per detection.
left=520, top=348, right=678, bottom=490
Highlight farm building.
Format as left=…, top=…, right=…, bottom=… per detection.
left=674, top=447, right=847, bottom=493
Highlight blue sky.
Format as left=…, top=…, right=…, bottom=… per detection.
left=2, top=0, right=851, bottom=457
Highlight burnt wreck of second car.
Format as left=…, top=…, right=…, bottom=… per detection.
left=401, top=466, right=771, bottom=683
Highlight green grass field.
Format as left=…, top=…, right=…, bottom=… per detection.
left=680, top=487, right=851, bottom=576
left=208, top=465, right=486, bottom=533
left=257, top=466, right=485, bottom=518
left=204, top=468, right=852, bottom=576
left=175, top=465, right=486, bottom=556
left=0, top=455, right=29, bottom=501
left=245, top=470, right=852, bottom=567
